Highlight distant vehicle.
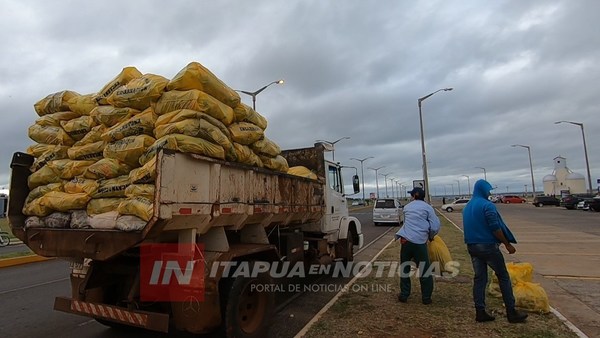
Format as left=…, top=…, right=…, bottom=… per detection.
left=501, top=195, right=526, bottom=204
left=351, top=201, right=359, bottom=206
left=442, top=198, right=470, bottom=212
left=372, top=198, right=404, bottom=226
left=489, top=195, right=502, bottom=203
left=532, top=196, right=560, bottom=207
left=587, top=197, right=600, bottom=212
left=560, top=194, right=595, bottom=210
left=576, top=200, right=589, bottom=211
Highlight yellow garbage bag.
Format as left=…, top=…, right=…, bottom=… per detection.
left=40, top=191, right=91, bottom=212
left=73, top=125, right=107, bottom=146
left=84, top=158, right=132, bottom=180
left=104, top=134, right=156, bottom=167
left=34, top=90, right=80, bottom=116
left=63, top=177, right=99, bottom=195
left=259, top=155, right=289, bottom=172
left=287, top=166, right=318, bottom=180
left=228, top=122, right=264, bottom=145
left=427, top=235, right=453, bottom=273
left=232, top=143, right=263, bottom=167
left=233, top=103, right=268, bottom=130
left=46, top=159, right=96, bottom=180
left=108, top=73, right=169, bottom=111
left=118, top=196, right=153, bottom=221
left=513, top=281, right=550, bottom=313
left=25, top=183, right=63, bottom=205
left=154, top=89, right=234, bottom=125
left=125, top=184, right=155, bottom=199
left=23, top=197, right=54, bottom=217
left=129, top=156, right=156, bottom=184
left=92, top=175, right=130, bottom=198
left=251, top=137, right=281, bottom=157
left=60, top=116, right=97, bottom=141
left=68, top=140, right=106, bottom=161
left=28, top=124, right=75, bottom=146
left=155, top=108, right=232, bottom=137
left=67, top=93, right=97, bottom=116
left=101, top=107, right=157, bottom=142
left=507, top=262, right=534, bottom=283
left=27, top=144, right=64, bottom=158
left=139, top=134, right=225, bottom=165
left=167, top=61, right=240, bottom=108
left=90, top=106, right=141, bottom=127
left=87, top=198, right=125, bottom=215
left=95, top=66, right=143, bottom=105
left=35, top=111, right=80, bottom=127
left=154, top=118, right=236, bottom=161
left=28, top=165, right=63, bottom=189
left=31, top=145, right=70, bottom=171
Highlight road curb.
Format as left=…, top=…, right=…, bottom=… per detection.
left=0, top=255, right=53, bottom=268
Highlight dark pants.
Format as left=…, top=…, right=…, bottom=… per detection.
left=399, top=240, right=434, bottom=301
left=467, top=243, right=515, bottom=311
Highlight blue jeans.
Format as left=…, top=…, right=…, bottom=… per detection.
left=467, top=243, right=515, bottom=311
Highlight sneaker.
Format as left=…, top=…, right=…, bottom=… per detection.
left=507, top=309, right=528, bottom=323
left=422, top=299, right=432, bottom=305
left=475, top=309, right=496, bottom=322
left=397, top=294, right=408, bottom=303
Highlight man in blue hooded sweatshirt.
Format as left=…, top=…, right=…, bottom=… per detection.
left=463, top=179, right=528, bottom=323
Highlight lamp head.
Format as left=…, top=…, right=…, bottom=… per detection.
left=444, top=87, right=453, bottom=91
left=277, top=79, right=284, bottom=84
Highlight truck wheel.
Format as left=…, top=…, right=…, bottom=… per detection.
left=221, top=264, right=274, bottom=338
left=340, top=228, right=355, bottom=264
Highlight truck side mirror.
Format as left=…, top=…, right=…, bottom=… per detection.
left=352, top=175, right=360, bottom=194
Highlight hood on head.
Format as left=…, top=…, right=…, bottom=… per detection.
left=473, top=179, right=493, bottom=198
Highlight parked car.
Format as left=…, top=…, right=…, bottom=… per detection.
left=489, top=195, right=502, bottom=203
left=532, top=196, right=560, bottom=207
left=441, top=198, right=470, bottom=212
left=560, top=194, right=596, bottom=210
left=588, top=197, right=600, bottom=212
left=372, top=198, right=404, bottom=226
left=576, top=200, right=590, bottom=211
left=501, top=195, right=526, bottom=204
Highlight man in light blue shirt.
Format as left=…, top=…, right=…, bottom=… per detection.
left=395, top=187, right=440, bottom=304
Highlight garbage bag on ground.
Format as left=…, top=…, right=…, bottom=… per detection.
left=513, top=281, right=550, bottom=313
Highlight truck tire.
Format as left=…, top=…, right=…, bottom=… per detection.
left=221, top=263, right=274, bottom=338
left=340, top=228, right=355, bottom=264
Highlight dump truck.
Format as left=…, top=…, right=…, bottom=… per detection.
left=8, top=143, right=364, bottom=337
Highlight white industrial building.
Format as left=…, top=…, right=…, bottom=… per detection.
left=542, top=156, right=586, bottom=196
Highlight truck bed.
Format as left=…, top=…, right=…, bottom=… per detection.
left=9, top=147, right=326, bottom=261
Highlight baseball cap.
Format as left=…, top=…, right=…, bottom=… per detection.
left=407, top=187, right=425, bottom=196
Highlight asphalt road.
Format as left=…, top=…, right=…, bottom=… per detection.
left=0, top=207, right=394, bottom=338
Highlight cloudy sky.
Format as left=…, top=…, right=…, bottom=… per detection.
left=1, top=0, right=599, bottom=198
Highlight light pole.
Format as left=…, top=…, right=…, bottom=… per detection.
left=316, top=137, right=350, bottom=162
left=389, top=177, right=396, bottom=198
left=369, top=166, right=385, bottom=199
left=555, top=121, right=593, bottom=194
left=455, top=179, right=461, bottom=197
left=418, top=87, right=453, bottom=203
left=462, top=175, right=471, bottom=197
left=447, top=184, right=455, bottom=196
left=511, top=144, right=536, bottom=198
left=236, top=79, right=284, bottom=110
left=380, top=173, right=392, bottom=197
left=350, top=156, right=373, bottom=203
left=475, top=167, right=487, bottom=181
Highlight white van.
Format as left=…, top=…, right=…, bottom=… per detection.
left=372, top=198, right=404, bottom=226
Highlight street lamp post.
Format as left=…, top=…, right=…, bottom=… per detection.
left=455, top=179, right=461, bottom=197
left=350, top=156, right=374, bottom=203
left=462, top=175, right=471, bottom=197
left=380, top=173, right=392, bottom=197
left=368, top=166, right=385, bottom=199
left=418, top=87, right=453, bottom=203
left=236, top=80, right=284, bottom=110
left=389, top=177, right=396, bottom=198
left=475, top=167, right=487, bottom=181
left=511, top=144, right=536, bottom=198
left=447, top=184, right=454, bottom=196
left=555, top=121, right=593, bottom=194
left=316, top=137, right=350, bottom=162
